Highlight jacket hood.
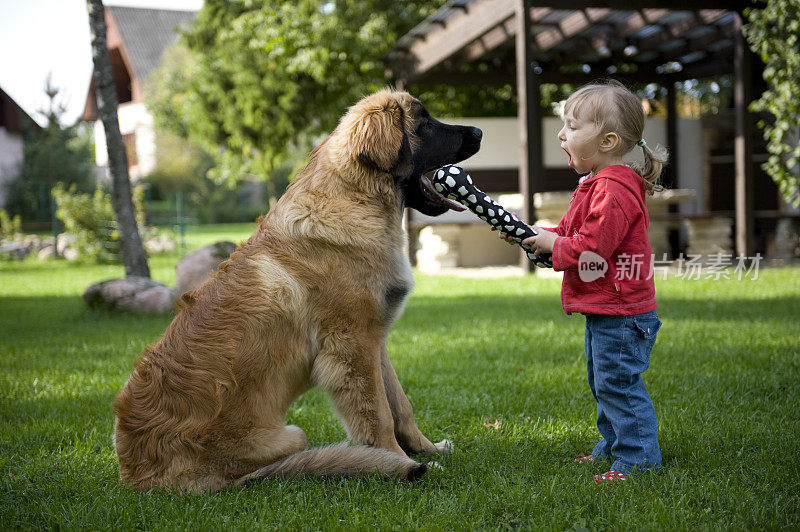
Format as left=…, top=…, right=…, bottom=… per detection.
left=582, top=165, right=648, bottom=214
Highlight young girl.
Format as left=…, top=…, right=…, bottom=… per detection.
left=517, top=80, right=668, bottom=482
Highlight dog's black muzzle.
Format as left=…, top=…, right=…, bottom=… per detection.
left=403, top=120, right=483, bottom=217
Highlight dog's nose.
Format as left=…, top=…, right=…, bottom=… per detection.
left=471, top=127, right=482, bottom=140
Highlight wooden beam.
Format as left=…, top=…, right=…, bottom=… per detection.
left=458, top=7, right=552, bottom=65
left=733, top=12, right=755, bottom=258
left=532, top=8, right=612, bottom=51
left=516, top=0, right=540, bottom=272
left=503, top=0, right=751, bottom=9
left=412, top=70, right=516, bottom=86
left=633, top=10, right=729, bottom=52
left=552, top=9, right=729, bottom=68
left=632, top=16, right=739, bottom=67
left=406, top=0, right=517, bottom=77
left=665, top=82, right=678, bottom=189
left=547, top=9, right=666, bottom=65
left=409, top=67, right=728, bottom=87
left=402, top=1, right=738, bottom=87
left=568, top=40, right=735, bottom=82
left=459, top=15, right=517, bottom=65
left=393, top=0, right=747, bottom=83
left=676, top=59, right=732, bottom=80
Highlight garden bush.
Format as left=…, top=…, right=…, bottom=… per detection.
left=51, top=184, right=148, bottom=263
left=0, top=208, right=22, bottom=240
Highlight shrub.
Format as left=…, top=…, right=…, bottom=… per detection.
left=52, top=184, right=147, bottom=263
left=0, top=208, right=22, bottom=240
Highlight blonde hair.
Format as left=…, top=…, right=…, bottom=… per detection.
left=564, top=79, right=668, bottom=195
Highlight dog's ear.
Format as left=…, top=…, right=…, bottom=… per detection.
left=349, top=102, right=406, bottom=173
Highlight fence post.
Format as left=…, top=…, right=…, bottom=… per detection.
left=50, top=189, right=59, bottom=259
left=238, top=189, right=247, bottom=222
left=176, top=191, right=186, bottom=253
left=39, top=183, right=48, bottom=224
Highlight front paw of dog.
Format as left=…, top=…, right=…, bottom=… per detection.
left=434, top=439, right=453, bottom=454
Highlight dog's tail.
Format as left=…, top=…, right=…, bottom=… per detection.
left=235, top=444, right=427, bottom=485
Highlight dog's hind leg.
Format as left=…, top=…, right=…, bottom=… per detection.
left=202, top=424, right=310, bottom=489
left=380, top=346, right=452, bottom=456
left=170, top=425, right=309, bottom=492
left=241, top=425, right=309, bottom=465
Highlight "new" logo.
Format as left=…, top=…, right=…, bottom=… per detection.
left=578, top=251, right=608, bottom=282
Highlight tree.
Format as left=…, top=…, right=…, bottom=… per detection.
left=147, top=0, right=455, bottom=191
left=86, top=0, right=150, bottom=277
left=6, top=76, right=95, bottom=222
left=744, top=0, right=800, bottom=207
left=145, top=130, right=214, bottom=197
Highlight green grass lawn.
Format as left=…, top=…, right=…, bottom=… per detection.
left=1, top=224, right=799, bottom=530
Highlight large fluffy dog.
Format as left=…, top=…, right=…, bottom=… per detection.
left=113, top=89, right=481, bottom=492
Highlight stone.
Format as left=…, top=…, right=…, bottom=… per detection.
left=174, top=241, right=237, bottom=296
left=38, top=246, right=55, bottom=261
left=774, top=217, right=800, bottom=260
left=145, top=234, right=176, bottom=255
left=56, top=233, right=75, bottom=255
left=83, top=276, right=176, bottom=314
left=23, top=234, right=41, bottom=250
left=0, top=241, right=29, bottom=260
left=683, top=216, right=733, bottom=261
left=62, top=248, right=79, bottom=261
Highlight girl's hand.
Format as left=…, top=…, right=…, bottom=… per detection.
left=491, top=212, right=523, bottom=246
left=496, top=230, right=516, bottom=245
left=489, top=212, right=528, bottom=246
left=522, top=226, right=557, bottom=257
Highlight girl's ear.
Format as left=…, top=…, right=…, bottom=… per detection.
left=599, top=132, right=620, bottom=153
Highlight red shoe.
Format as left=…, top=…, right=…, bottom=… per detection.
left=574, top=453, right=595, bottom=463
left=594, top=470, right=628, bottom=483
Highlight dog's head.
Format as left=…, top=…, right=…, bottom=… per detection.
left=336, top=90, right=482, bottom=216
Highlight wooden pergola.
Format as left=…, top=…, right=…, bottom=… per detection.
left=387, top=0, right=761, bottom=265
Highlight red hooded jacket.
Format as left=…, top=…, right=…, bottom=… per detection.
left=548, top=165, right=657, bottom=315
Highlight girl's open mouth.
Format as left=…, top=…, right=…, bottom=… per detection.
left=563, top=147, right=573, bottom=167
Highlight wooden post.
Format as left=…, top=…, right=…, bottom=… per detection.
left=733, top=12, right=755, bottom=259
left=665, top=82, right=678, bottom=189
left=516, top=0, right=541, bottom=272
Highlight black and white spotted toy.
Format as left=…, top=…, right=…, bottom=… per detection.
left=432, top=165, right=553, bottom=268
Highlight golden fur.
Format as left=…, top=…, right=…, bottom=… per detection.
left=113, top=89, right=480, bottom=492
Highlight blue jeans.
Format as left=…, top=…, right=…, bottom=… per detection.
left=585, top=310, right=662, bottom=475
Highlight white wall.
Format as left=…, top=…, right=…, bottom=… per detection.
left=92, top=101, right=156, bottom=181
left=442, top=117, right=519, bottom=170
left=444, top=115, right=703, bottom=211
left=0, top=127, right=24, bottom=207
left=675, top=118, right=704, bottom=215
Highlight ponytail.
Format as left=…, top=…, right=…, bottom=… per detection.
left=630, top=142, right=668, bottom=195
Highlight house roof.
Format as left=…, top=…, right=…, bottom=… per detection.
left=0, top=85, right=41, bottom=134
left=109, top=6, right=195, bottom=83
left=82, top=6, right=196, bottom=121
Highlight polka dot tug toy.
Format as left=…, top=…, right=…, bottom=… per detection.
left=432, top=165, right=553, bottom=268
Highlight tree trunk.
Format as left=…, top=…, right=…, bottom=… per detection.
left=86, top=0, right=150, bottom=278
